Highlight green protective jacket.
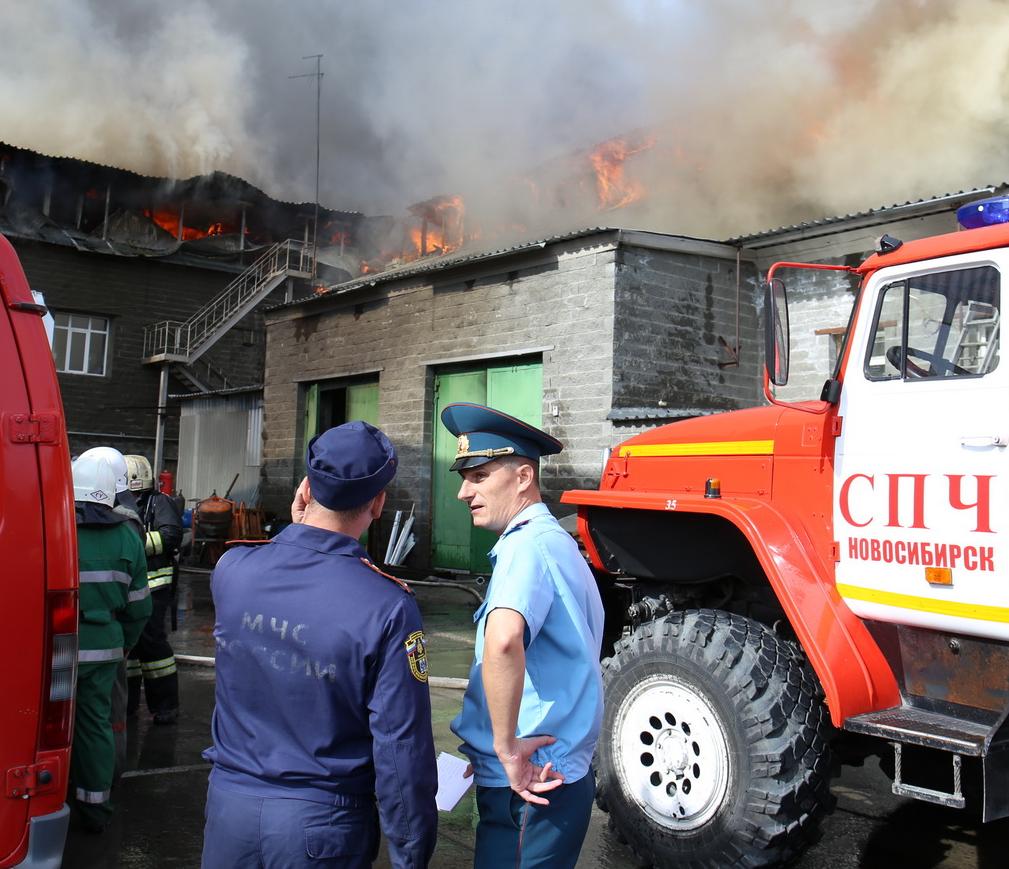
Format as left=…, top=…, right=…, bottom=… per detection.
left=75, top=503, right=153, bottom=664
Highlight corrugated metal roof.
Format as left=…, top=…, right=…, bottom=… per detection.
left=270, top=227, right=619, bottom=310
left=0, top=140, right=360, bottom=216
left=729, top=187, right=999, bottom=245
left=170, top=384, right=263, bottom=401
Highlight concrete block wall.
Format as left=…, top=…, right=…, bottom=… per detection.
left=262, top=237, right=621, bottom=563
left=613, top=246, right=764, bottom=414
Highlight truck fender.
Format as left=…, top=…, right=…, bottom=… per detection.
left=572, top=492, right=900, bottom=725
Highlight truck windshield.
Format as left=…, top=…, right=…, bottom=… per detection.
left=865, top=265, right=1000, bottom=380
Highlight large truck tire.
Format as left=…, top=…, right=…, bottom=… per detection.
left=596, top=609, right=832, bottom=867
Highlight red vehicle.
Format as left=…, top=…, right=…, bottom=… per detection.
left=0, top=233, right=77, bottom=868
left=564, top=199, right=1009, bottom=866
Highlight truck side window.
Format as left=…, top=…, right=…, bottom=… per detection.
left=864, top=266, right=1000, bottom=381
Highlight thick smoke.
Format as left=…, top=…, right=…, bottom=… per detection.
left=4, top=0, right=1008, bottom=239
left=0, top=2, right=261, bottom=181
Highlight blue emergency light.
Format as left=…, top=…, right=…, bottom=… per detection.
left=956, top=195, right=1009, bottom=229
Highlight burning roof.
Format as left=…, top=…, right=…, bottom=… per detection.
left=0, top=142, right=361, bottom=269
left=271, top=226, right=737, bottom=312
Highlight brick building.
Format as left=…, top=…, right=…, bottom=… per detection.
left=262, top=228, right=761, bottom=573
left=0, top=142, right=358, bottom=472
left=15, top=238, right=269, bottom=462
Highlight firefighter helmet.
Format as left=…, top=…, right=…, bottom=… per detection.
left=78, top=446, right=129, bottom=494
left=124, top=455, right=154, bottom=492
left=72, top=453, right=117, bottom=505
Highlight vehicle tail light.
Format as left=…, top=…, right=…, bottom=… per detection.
left=40, top=589, right=77, bottom=751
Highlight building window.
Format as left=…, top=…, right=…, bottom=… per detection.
left=52, top=313, right=109, bottom=376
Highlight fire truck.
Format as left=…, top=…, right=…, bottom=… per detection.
left=562, top=198, right=1009, bottom=866
left=0, top=233, right=77, bottom=868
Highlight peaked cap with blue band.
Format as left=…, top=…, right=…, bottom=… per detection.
left=440, top=403, right=562, bottom=472
left=306, top=421, right=397, bottom=510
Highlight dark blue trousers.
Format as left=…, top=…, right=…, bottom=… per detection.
left=201, top=781, right=379, bottom=868
left=473, top=772, right=595, bottom=869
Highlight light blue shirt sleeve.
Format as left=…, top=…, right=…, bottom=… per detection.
left=485, top=532, right=554, bottom=643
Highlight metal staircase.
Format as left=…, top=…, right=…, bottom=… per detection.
left=141, top=239, right=313, bottom=381
left=172, top=357, right=234, bottom=393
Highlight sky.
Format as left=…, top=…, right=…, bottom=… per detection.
left=1, top=0, right=1007, bottom=239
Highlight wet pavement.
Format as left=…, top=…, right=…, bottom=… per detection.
left=61, top=570, right=1009, bottom=868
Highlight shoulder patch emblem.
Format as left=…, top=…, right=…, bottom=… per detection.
left=404, top=630, right=429, bottom=682
left=359, top=558, right=413, bottom=594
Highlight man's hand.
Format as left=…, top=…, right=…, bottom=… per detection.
left=291, top=477, right=309, bottom=524
left=496, top=735, right=565, bottom=805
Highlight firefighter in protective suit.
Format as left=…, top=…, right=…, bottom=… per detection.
left=71, top=453, right=152, bottom=831
left=76, top=447, right=143, bottom=784
left=124, top=455, right=183, bottom=724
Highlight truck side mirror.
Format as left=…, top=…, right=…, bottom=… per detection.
left=764, top=279, right=789, bottom=386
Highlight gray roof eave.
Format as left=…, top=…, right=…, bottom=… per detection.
left=266, top=227, right=621, bottom=312
left=730, top=187, right=1001, bottom=248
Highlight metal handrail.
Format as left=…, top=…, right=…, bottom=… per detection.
left=143, top=239, right=313, bottom=360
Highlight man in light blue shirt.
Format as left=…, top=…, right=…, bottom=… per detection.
left=442, top=403, right=604, bottom=869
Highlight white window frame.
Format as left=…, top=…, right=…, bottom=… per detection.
left=52, top=312, right=109, bottom=376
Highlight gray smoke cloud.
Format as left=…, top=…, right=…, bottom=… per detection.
left=2, top=0, right=1007, bottom=240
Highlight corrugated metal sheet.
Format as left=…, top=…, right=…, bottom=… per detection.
left=246, top=403, right=263, bottom=468
left=172, top=384, right=263, bottom=401
left=0, top=140, right=360, bottom=216
left=270, top=226, right=618, bottom=310
left=728, top=187, right=999, bottom=245
left=177, top=394, right=263, bottom=505
left=179, top=391, right=263, bottom=414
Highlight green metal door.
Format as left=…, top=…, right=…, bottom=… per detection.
left=488, top=362, right=543, bottom=426
left=431, top=361, right=542, bottom=573
left=346, top=382, right=379, bottom=425
left=303, top=382, right=320, bottom=446
left=302, top=379, right=381, bottom=542
left=432, top=370, right=487, bottom=570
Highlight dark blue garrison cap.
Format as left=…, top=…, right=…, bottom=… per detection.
left=306, top=421, right=397, bottom=510
left=440, top=403, right=562, bottom=472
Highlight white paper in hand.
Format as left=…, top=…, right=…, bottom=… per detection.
left=435, top=751, right=473, bottom=811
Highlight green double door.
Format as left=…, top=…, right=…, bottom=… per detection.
left=431, top=360, right=542, bottom=574
left=304, top=381, right=380, bottom=439
left=303, top=379, right=381, bottom=545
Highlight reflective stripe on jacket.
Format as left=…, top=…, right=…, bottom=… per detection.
left=76, top=511, right=152, bottom=655
left=147, top=565, right=174, bottom=590
left=139, top=492, right=183, bottom=581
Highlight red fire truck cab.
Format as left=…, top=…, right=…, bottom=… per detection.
left=0, top=233, right=77, bottom=868
left=564, top=199, right=1009, bottom=866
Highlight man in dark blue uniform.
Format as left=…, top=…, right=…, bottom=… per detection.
left=202, top=421, right=438, bottom=869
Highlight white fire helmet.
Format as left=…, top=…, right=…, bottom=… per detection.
left=72, top=454, right=117, bottom=506
left=124, top=455, right=154, bottom=492
left=77, top=447, right=129, bottom=494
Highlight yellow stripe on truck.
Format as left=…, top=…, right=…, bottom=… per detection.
left=837, top=582, right=1009, bottom=624
left=619, top=440, right=775, bottom=458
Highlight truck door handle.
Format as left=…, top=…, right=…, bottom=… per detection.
left=960, top=435, right=1009, bottom=448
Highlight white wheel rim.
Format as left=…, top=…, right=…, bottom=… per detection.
left=613, top=674, right=730, bottom=831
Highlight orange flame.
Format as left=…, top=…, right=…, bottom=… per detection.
left=406, top=194, right=465, bottom=259
left=143, top=209, right=239, bottom=240
left=589, top=134, right=656, bottom=210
